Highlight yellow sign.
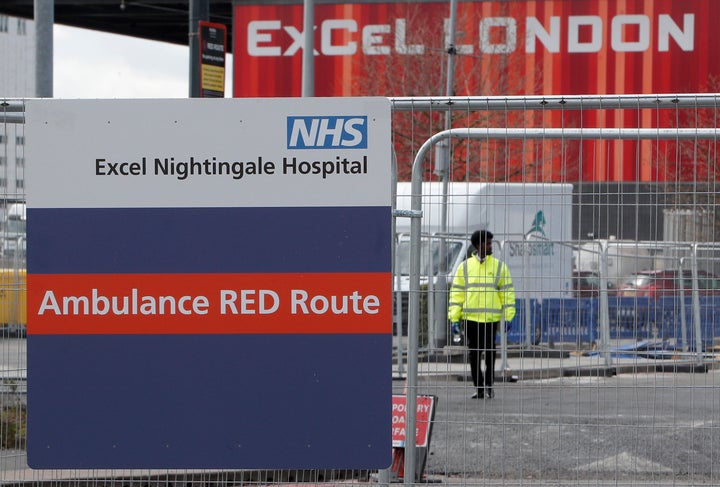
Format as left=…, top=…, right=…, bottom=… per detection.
left=201, top=64, right=225, bottom=93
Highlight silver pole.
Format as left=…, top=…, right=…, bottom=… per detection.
left=690, top=245, right=704, bottom=364
left=678, top=257, right=689, bottom=353
left=406, top=127, right=720, bottom=483
left=301, top=0, right=315, bottom=96
left=434, top=0, right=459, bottom=349
left=523, top=239, right=532, bottom=347
left=410, top=127, right=720, bottom=141
left=34, top=0, right=53, bottom=98
left=404, top=148, right=428, bottom=484
left=498, top=241, right=509, bottom=372
left=444, top=0, right=458, bottom=100
left=598, top=242, right=612, bottom=367
left=391, top=149, right=405, bottom=378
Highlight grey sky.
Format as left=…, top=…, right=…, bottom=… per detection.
left=54, top=24, right=233, bottom=98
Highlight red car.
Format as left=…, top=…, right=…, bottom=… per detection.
left=572, top=270, right=615, bottom=297
left=616, top=270, right=720, bottom=297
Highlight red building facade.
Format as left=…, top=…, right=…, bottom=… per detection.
left=233, top=1, right=720, bottom=182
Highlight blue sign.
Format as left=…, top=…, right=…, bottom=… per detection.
left=287, top=115, right=368, bottom=149
left=25, top=98, right=392, bottom=469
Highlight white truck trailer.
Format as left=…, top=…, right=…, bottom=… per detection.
left=394, top=182, right=573, bottom=346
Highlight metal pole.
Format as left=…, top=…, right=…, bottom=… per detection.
left=435, top=0, right=458, bottom=176
left=404, top=151, right=426, bottom=484
left=598, top=241, right=612, bottom=367
left=391, top=149, right=405, bottom=378
left=444, top=0, right=458, bottom=101
left=405, top=127, right=720, bottom=141
left=498, top=241, right=510, bottom=372
left=34, top=0, right=53, bottom=98
left=678, top=257, right=689, bottom=353
left=690, top=245, right=704, bottom=364
left=301, top=0, right=315, bottom=96
left=434, top=0, right=459, bottom=349
left=189, top=0, right=209, bottom=97
left=523, top=239, right=532, bottom=347
left=406, top=127, right=720, bottom=482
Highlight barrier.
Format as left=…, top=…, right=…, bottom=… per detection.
left=540, top=298, right=598, bottom=345
left=506, top=299, right=542, bottom=345
left=524, top=297, right=720, bottom=351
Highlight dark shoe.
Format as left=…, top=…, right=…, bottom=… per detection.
left=486, top=388, right=495, bottom=399
left=471, top=391, right=484, bottom=399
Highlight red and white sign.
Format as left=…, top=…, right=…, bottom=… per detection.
left=233, top=0, right=720, bottom=98
left=391, top=395, right=436, bottom=448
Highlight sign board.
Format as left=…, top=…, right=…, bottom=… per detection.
left=391, top=395, right=436, bottom=448
left=25, top=98, right=392, bottom=469
left=390, top=394, right=437, bottom=481
left=199, top=21, right=226, bottom=98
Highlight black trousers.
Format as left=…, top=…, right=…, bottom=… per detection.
left=465, top=320, right=499, bottom=390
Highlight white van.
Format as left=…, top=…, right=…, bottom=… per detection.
left=394, top=182, right=573, bottom=345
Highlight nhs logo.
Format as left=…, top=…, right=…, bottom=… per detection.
left=287, top=116, right=368, bottom=149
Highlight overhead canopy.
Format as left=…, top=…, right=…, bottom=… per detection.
left=0, top=0, right=234, bottom=52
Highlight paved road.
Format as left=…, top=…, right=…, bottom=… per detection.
left=3, top=338, right=720, bottom=485
left=397, top=362, right=720, bottom=484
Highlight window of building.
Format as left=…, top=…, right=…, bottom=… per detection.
left=0, top=157, right=6, bottom=166
left=16, top=157, right=25, bottom=167
left=0, top=16, right=8, bottom=34
left=16, top=179, right=24, bottom=189
left=15, top=136, right=24, bottom=146
left=16, top=18, right=26, bottom=36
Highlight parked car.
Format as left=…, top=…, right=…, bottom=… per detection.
left=572, top=270, right=614, bottom=297
left=616, top=269, right=720, bottom=297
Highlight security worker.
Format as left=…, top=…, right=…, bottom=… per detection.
left=448, top=230, right=516, bottom=399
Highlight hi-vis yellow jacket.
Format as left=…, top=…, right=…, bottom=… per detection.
left=448, top=253, right=516, bottom=323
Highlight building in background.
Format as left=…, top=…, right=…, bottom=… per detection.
left=232, top=0, right=720, bottom=183
left=1, top=14, right=34, bottom=203
left=234, top=0, right=714, bottom=98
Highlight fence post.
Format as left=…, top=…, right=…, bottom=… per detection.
left=679, top=257, right=690, bottom=353
left=690, top=245, right=704, bottom=364
left=598, top=241, right=612, bottom=366
left=391, top=149, right=406, bottom=379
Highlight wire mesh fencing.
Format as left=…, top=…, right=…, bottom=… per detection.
left=390, top=94, right=720, bottom=485
left=1, top=94, right=720, bottom=486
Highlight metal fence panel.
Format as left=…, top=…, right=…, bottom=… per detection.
left=392, top=94, right=720, bottom=486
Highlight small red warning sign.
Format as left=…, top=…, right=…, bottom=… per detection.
left=391, top=395, right=435, bottom=448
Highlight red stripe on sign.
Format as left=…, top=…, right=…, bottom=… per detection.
left=28, top=273, right=392, bottom=335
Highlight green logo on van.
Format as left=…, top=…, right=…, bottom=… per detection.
left=507, top=209, right=555, bottom=257
left=526, top=210, right=547, bottom=237
left=524, top=210, right=554, bottom=256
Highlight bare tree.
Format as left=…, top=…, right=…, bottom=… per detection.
left=347, top=2, right=565, bottom=183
